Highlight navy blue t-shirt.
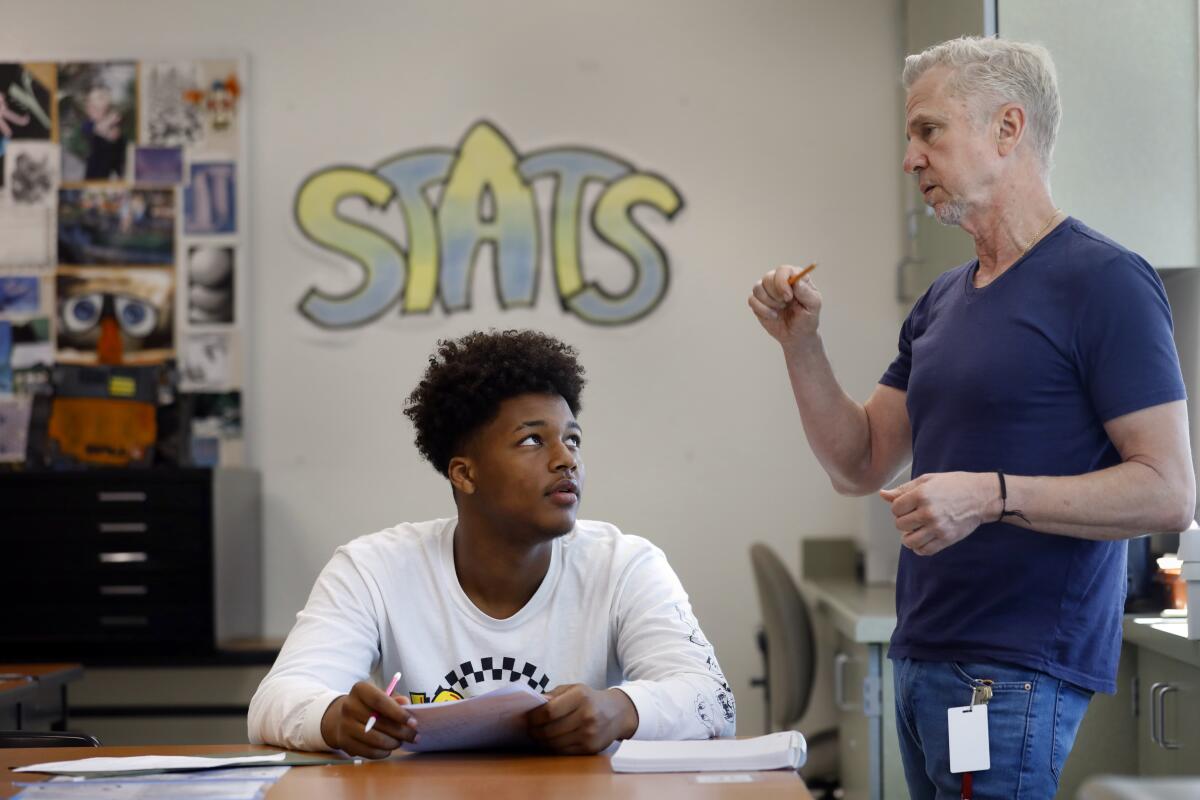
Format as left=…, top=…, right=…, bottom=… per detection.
left=879, top=217, right=1185, bottom=693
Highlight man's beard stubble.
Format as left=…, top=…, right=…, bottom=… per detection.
left=934, top=198, right=967, bottom=226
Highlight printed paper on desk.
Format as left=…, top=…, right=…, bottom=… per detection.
left=17, top=768, right=291, bottom=800
left=402, top=683, right=547, bottom=752
left=15, top=779, right=274, bottom=800
left=13, top=752, right=288, bottom=775
left=46, top=765, right=290, bottom=783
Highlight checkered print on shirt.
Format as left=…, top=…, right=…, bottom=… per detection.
left=441, top=657, right=549, bottom=692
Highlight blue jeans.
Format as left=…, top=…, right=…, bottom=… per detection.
left=892, top=658, right=1093, bottom=800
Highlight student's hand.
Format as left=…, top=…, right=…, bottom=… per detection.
left=527, top=684, right=639, bottom=755
left=879, top=472, right=999, bottom=556
left=319, top=680, right=419, bottom=758
left=748, top=265, right=822, bottom=351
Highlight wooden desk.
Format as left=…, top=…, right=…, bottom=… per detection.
left=0, top=744, right=812, bottom=799
left=0, top=663, right=83, bottom=730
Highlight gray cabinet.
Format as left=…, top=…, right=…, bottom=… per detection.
left=72, top=662, right=274, bottom=746
left=831, top=634, right=904, bottom=800
left=1137, top=647, right=1200, bottom=776
left=900, top=0, right=1200, bottom=300
left=1055, top=644, right=1140, bottom=799
left=833, top=636, right=874, bottom=800
left=804, top=574, right=905, bottom=800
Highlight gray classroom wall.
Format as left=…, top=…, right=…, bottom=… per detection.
left=2, top=0, right=916, bottom=738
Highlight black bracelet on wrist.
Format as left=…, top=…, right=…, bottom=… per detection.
left=996, top=470, right=1031, bottom=524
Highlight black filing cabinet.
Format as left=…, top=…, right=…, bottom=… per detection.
left=0, top=468, right=261, bottom=660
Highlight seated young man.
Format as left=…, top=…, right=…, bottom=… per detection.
left=248, top=329, right=735, bottom=757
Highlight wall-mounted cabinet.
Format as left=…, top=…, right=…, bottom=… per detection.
left=900, top=0, right=1200, bottom=299
left=897, top=0, right=990, bottom=299
left=1000, top=0, right=1199, bottom=269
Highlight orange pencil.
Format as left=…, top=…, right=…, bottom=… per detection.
left=787, top=263, right=818, bottom=285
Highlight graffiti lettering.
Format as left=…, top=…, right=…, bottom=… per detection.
left=294, top=121, right=682, bottom=328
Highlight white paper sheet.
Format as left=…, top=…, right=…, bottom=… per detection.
left=0, top=396, right=32, bottom=463
left=180, top=332, right=240, bottom=391
left=10, top=342, right=53, bottom=370
left=13, top=752, right=287, bottom=775
left=0, top=205, right=53, bottom=267
left=13, top=765, right=289, bottom=800
left=402, top=683, right=547, bottom=752
left=16, top=778, right=277, bottom=800
left=48, top=766, right=290, bottom=783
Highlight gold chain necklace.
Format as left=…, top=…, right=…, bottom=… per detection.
left=1019, top=208, right=1062, bottom=259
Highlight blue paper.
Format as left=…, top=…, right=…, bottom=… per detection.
left=0, top=277, right=38, bottom=313
left=0, top=321, right=12, bottom=394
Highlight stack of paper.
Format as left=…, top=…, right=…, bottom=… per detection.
left=610, top=731, right=807, bottom=773
left=402, top=683, right=548, bottom=752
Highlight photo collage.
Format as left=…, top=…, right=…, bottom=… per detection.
left=0, top=58, right=245, bottom=468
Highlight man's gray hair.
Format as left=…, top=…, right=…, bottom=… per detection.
left=903, top=36, right=1061, bottom=177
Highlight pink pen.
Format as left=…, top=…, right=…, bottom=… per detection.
left=363, top=671, right=402, bottom=734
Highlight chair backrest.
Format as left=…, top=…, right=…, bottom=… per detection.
left=0, top=731, right=101, bottom=748
left=750, top=542, right=816, bottom=730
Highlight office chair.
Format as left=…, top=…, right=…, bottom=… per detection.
left=749, top=542, right=839, bottom=794
left=0, top=731, right=101, bottom=748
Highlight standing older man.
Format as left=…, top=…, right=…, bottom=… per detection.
left=749, top=37, right=1194, bottom=798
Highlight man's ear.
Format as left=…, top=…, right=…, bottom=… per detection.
left=448, top=456, right=476, bottom=495
left=996, top=103, right=1025, bottom=157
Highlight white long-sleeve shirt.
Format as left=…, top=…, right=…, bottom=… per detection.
left=248, top=518, right=736, bottom=751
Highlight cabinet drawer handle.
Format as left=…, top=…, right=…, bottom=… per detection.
left=99, top=522, right=149, bottom=534
left=834, top=653, right=860, bottom=711
left=1158, top=684, right=1181, bottom=750
left=99, top=585, right=148, bottom=596
left=99, top=615, right=149, bottom=627
left=98, top=491, right=147, bottom=503
left=1149, top=682, right=1164, bottom=747
left=99, top=552, right=148, bottom=564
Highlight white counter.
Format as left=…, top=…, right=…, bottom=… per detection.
left=804, top=577, right=1199, bottom=670
left=803, top=578, right=897, bottom=644
left=1123, top=613, right=1200, bottom=669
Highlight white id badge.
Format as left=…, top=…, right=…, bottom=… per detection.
left=948, top=705, right=990, bottom=773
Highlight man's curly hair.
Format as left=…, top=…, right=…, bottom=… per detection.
left=404, top=330, right=586, bottom=476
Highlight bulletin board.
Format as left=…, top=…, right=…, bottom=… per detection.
left=0, top=57, right=248, bottom=467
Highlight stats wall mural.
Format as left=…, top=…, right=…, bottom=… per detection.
left=293, top=121, right=683, bottom=328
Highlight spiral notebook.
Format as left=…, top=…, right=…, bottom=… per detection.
left=610, top=731, right=807, bottom=773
